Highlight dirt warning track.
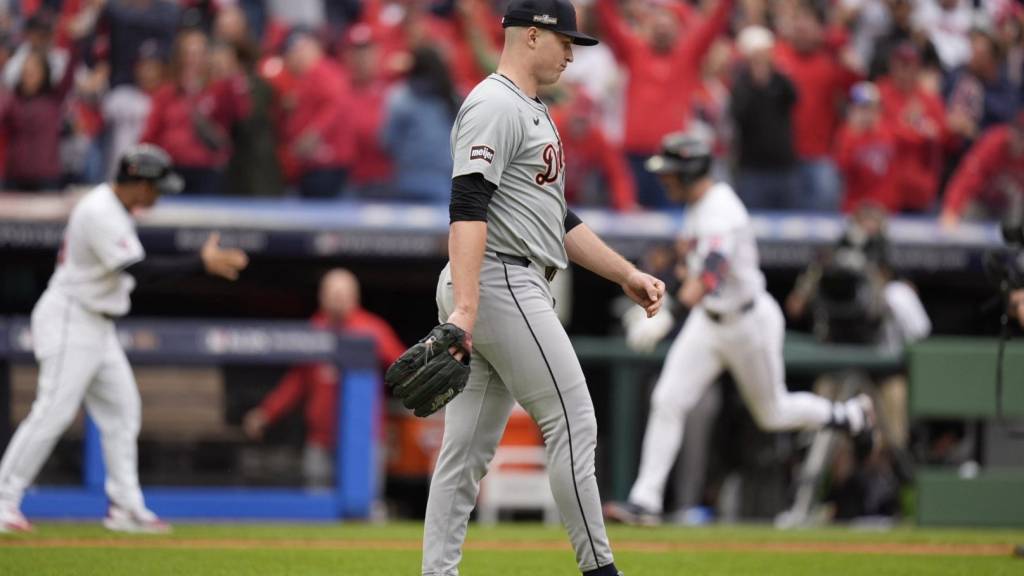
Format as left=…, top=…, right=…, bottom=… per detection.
left=0, top=538, right=1013, bottom=557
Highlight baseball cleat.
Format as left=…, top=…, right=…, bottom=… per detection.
left=603, top=501, right=661, bottom=527
left=103, top=505, right=171, bottom=534
left=0, top=507, right=33, bottom=533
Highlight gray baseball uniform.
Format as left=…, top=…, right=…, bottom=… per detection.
left=422, top=74, right=615, bottom=575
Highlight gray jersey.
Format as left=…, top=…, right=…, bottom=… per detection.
left=451, top=74, right=568, bottom=269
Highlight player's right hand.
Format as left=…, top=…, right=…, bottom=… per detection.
left=201, top=232, right=249, bottom=280
left=621, top=270, right=665, bottom=318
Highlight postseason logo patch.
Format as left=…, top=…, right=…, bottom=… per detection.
left=470, top=145, right=495, bottom=164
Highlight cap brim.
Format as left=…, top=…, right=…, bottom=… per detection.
left=562, top=30, right=599, bottom=46
left=156, top=172, right=184, bottom=195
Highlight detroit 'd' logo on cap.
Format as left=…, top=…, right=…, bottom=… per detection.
left=470, top=145, right=495, bottom=164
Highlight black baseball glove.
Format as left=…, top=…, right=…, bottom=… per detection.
left=384, top=323, right=471, bottom=417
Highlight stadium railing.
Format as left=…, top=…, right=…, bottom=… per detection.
left=0, top=193, right=1003, bottom=273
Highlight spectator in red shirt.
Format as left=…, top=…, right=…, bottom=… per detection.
left=141, top=28, right=251, bottom=195
left=0, top=37, right=14, bottom=183
left=552, top=86, right=636, bottom=211
left=242, top=268, right=405, bottom=488
left=341, top=23, right=393, bottom=197
left=877, top=42, right=947, bottom=212
left=836, top=82, right=899, bottom=212
left=940, top=111, right=1024, bottom=228
left=774, top=1, right=861, bottom=211
left=362, top=0, right=497, bottom=94
left=597, top=0, right=734, bottom=208
left=0, top=44, right=78, bottom=191
left=277, top=29, right=354, bottom=198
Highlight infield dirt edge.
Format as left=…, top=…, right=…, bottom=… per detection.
left=0, top=538, right=1013, bottom=557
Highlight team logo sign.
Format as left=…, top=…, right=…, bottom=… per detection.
left=470, top=145, right=495, bottom=164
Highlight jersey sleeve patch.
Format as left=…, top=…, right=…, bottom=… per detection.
left=470, top=145, right=495, bottom=164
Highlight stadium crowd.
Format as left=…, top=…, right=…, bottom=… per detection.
left=0, top=0, right=1021, bottom=217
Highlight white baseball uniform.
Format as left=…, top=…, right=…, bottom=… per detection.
left=0, top=184, right=151, bottom=514
left=627, top=182, right=836, bottom=513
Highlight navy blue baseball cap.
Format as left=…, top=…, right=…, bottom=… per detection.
left=117, top=144, right=184, bottom=195
left=645, top=130, right=713, bottom=176
left=502, top=0, right=599, bottom=46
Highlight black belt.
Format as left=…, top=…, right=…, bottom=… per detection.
left=496, top=252, right=557, bottom=282
left=704, top=299, right=755, bottom=324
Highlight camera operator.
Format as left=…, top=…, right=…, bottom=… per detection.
left=787, top=203, right=931, bottom=359
left=786, top=203, right=930, bottom=518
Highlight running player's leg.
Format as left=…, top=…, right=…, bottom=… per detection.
left=422, top=355, right=513, bottom=576
left=0, top=340, right=102, bottom=507
left=84, top=331, right=145, bottom=513
left=727, top=295, right=833, bottom=431
left=627, top=309, right=723, bottom=513
left=485, top=260, right=614, bottom=574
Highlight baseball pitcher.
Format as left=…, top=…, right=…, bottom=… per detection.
left=385, top=1, right=665, bottom=574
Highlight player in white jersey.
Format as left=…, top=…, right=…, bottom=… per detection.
left=0, top=144, right=248, bottom=533
left=605, top=131, right=876, bottom=526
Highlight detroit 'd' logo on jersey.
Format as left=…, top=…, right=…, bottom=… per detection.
left=535, top=142, right=564, bottom=185
left=470, top=145, right=495, bottom=164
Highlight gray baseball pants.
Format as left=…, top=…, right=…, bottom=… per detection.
left=422, top=252, right=615, bottom=575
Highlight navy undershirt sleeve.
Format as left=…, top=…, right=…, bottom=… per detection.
left=564, top=209, right=583, bottom=233
left=449, top=173, right=497, bottom=223
left=124, top=255, right=205, bottom=285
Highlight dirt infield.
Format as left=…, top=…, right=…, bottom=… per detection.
left=0, top=538, right=1012, bottom=557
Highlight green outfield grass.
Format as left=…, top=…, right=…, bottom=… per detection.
left=2, top=522, right=1022, bottom=575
